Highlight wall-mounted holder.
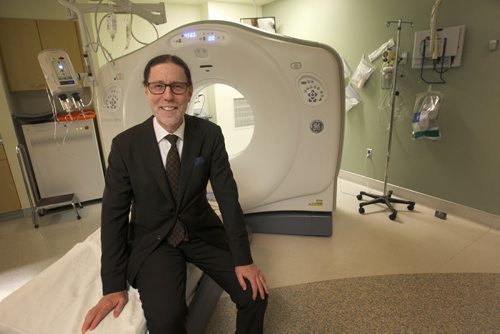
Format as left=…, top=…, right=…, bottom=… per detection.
left=412, top=25, right=466, bottom=85
left=419, top=37, right=448, bottom=84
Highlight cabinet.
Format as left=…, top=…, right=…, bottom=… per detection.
left=0, top=143, right=21, bottom=214
left=0, top=18, right=84, bottom=91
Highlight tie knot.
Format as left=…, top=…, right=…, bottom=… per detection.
left=166, top=134, right=178, bottom=145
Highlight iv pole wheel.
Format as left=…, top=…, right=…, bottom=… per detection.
left=389, top=212, right=397, bottom=220
left=358, top=207, right=365, bottom=214
left=407, top=204, right=415, bottom=211
left=356, top=194, right=363, bottom=200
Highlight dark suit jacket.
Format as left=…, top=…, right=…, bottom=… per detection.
left=100, top=114, right=252, bottom=295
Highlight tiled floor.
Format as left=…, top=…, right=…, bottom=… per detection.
left=1, top=178, right=499, bottom=302
left=251, top=179, right=500, bottom=289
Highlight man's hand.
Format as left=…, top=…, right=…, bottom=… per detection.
left=235, top=264, right=269, bottom=301
left=81, top=291, right=128, bottom=333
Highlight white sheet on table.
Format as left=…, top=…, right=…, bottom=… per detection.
left=0, top=229, right=203, bottom=334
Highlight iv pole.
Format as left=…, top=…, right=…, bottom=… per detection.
left=357, top=19, right=416, bottom=221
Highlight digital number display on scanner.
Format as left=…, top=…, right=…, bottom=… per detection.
left=172, top=30, right=229, bottom=48
left=183, top=31, right=197, bottom=39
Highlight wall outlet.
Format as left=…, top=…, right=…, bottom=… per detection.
left=366, top=148, right=373, bottom=159
left=400, top=52, right=408, bottom=64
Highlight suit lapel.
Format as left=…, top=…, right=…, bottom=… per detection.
left=178, top=115, right=202, bottom=207
left=139, top=117, right=174, bottom=203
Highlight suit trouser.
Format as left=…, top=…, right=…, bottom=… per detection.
left=134, top=236, right=268, bottom=334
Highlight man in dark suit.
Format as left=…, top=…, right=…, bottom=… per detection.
left=82, top=54, right=268, bottom=333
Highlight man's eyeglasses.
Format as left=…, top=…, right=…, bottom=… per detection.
left=147, top=82, right=190, bottom=95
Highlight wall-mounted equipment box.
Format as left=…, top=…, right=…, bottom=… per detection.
left=411, top=25, right=466, bottom=69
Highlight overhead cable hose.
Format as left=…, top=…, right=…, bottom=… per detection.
left=430, top=0, right=443, bottom=60
left=129, top=12, right=159, bottom=46
left=93, top=0, right=105, bottom=54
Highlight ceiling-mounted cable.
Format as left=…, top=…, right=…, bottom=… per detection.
left=430, top=0, right=443, bottom=60
left=129, top=12, right=159, bottom=46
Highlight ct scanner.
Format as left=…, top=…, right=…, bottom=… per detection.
left=97, top=20, right=345, bottom=237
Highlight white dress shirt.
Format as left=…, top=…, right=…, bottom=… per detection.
left=153, top=117, right=185, bottom=168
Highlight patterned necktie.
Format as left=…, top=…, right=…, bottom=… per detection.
left=165, top=134, right=180, bottom=201
left=165, top=134, right=187, bottom=247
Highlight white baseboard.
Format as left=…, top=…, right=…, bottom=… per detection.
left=339, top=170, right=500, bottom=230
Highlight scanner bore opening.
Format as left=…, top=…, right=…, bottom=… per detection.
left=188, top=83, right=254, bottom=158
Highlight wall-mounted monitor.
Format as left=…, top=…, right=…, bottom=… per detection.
left=240, top=16, right=276, bottom=33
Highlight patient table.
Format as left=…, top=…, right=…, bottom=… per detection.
left=0, top=228, right=221, bottom=333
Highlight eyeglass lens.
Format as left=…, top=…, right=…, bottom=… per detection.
left=148, top=82, right=188, bottom=95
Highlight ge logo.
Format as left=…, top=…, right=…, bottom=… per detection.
left=310, top=120, right=324, bottom=134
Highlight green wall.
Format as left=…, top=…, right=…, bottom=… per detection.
left=265, top=0, right=500, bottom=216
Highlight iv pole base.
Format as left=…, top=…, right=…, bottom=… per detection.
left=357, top=190, right=415, bottom=220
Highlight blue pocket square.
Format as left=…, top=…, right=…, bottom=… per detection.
left=194, top=156, right=205, bottom=167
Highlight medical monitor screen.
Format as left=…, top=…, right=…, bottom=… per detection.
left=240, top=17, right=276, bottom=33
left=51, top=58, right=75, bottom=85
